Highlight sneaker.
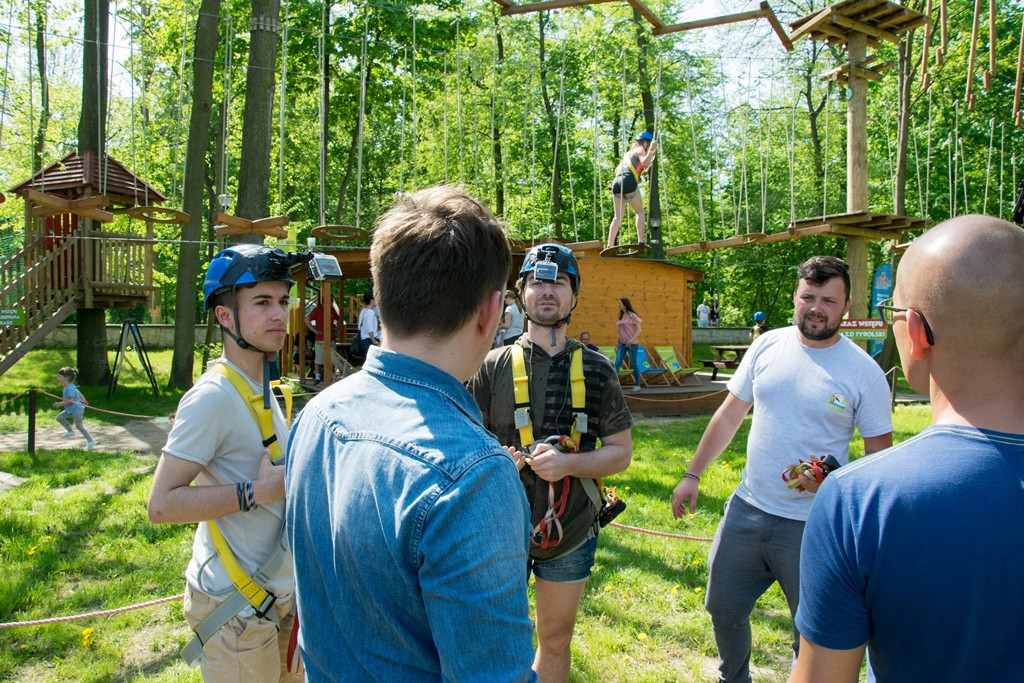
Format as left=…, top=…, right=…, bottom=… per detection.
left=630, top=385, right=642, bottom=393
left=86, top=441, right=97, bottom=451
left=61, top=431, right=75, bottom=438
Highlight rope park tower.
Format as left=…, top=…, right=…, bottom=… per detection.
left=492, top=0, right=932, bottom=322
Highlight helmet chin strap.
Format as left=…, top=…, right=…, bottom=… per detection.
left=220, top=289, right=275, bottom=408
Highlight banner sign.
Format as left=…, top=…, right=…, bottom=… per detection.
left=0, top=309, right=25, bottom=326
left=839, top=318, right=887, bottom=340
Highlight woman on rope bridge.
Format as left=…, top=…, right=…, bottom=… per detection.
left=607, top=131, right=657, bottom=249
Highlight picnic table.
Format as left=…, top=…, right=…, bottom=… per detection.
left=700, top=344, right=751, bottom=380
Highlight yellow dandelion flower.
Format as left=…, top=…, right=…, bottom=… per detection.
left=637, top=632, right=648, bottom=641
left=27, top=546, right=37, bottom=556
left=604, top=585, right=613, bottom=592
left=82, top=627, right=95, bottom=648
left=694, top=587, right=704, bottom=595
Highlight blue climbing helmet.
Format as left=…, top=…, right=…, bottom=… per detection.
left=636, top=130, right=654, bottom=142
left=518, top=243, right=580, bottom=294
left=203, top=244, right=296, bottom=310
left=754, top=311, right=766, bottom=323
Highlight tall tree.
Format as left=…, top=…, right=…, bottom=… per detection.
left=31, top=2, right=47, bottom=174
left=75, top=0, right=110, bottom=386
left=234, top=0, right=281, bottom=240
left=169, top=0, right=221, bottom=390
left=538, top=12, right=563, bottom=238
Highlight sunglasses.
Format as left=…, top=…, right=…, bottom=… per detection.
left=876, top=298, right=935, bottom=345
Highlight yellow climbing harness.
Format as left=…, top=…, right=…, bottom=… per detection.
left=181, top=362, right=293, bottom=667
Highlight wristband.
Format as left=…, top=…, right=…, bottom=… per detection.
left=236, top=482, right=245, bottom=511
left=683, top=472, right=701, bottom=483
left=245, top=480, right=257, bottom=511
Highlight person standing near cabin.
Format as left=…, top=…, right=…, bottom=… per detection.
left=696, top=298, right=711, bottom=328
left=54, top=366, right=96, bottom=451
left=613, top=297, right=643, bottom=393
left=468, top=243, right=633, bottom=683
left=607, top=131, right=657, bottom=249
left=286, top=186, right=537, bottom=681
left=502, top=288, right=526, bottom=346
left=148, top=244, right=301, bottom=682
left=670, top=255, right=893, bottom=683
left=791, top=215, right=1024, bottom=682
left=357, top=291, right=379, bottom=358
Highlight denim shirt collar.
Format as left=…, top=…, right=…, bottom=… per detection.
left=362, top=345, right=484, bottom=425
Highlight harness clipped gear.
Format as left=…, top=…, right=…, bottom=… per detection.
left=181, top=362, right=295, bottom=668
left=511, top=344, right=603, bottom=550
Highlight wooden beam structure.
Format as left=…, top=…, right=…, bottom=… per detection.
left=27, top=189, right=114, bottom=223
left=212, top=212, right=290, bottom=239
left=491, top=0, right=793, bottom=50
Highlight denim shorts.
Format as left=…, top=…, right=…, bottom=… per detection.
left=528, top=534, right=598, bottom=583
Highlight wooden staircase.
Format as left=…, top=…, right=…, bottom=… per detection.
left=0, top=229, right=158, bottom=378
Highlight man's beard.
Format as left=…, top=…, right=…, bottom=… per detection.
left=797, top=313, right=840, bottom=341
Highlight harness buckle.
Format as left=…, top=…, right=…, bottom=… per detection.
left=255, top=591, right=278, bottom=619
left=571, top=412, right=588, bottom=435
left=514, top=407, right=530, bottom=429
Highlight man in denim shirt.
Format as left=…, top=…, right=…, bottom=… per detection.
left=286, top=186, right=537, bottom=682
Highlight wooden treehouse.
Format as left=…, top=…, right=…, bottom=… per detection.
left=0, top=151, right=173, bottom=378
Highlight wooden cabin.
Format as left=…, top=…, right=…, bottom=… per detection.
left=0, top=151, right=167, bottom=377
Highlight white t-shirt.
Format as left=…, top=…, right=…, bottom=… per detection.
left=697, top=303, right=711, bottom=326
left=358, top=306, right=379, bottom=341
left=163, top=358, right=292, bottom=598
left=726, top=327, right=893, bottom=521
left=504, top=304, right=525, bottom=338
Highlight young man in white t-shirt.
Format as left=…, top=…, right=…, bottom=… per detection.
left=671, top=256, right=893, bottom=683
left=148, top=244, right=301, bottom=682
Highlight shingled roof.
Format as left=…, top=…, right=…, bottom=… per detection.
left=8, top=150, right=168, bottom=206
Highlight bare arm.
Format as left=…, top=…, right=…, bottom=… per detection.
left=526, top=428, right=631, bottom=482
left=862, top=432, right=893, bottom=455
left=788, top=636, right=864, bottom=683
left=630, top=320, right=643, bottom=344
left=671, top=393, right=752, bottom=516
left=147, top=450, right=284, bottom=524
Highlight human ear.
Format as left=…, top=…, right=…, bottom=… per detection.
left=906, top=309, right=933, bottom=360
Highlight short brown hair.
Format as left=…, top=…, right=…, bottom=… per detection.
left=371, top=186, right=511, bottom=341
left=797, top=255, right=851, bottom=301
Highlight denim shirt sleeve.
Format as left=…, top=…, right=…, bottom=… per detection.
left=419, top=454, right=537, bottom=683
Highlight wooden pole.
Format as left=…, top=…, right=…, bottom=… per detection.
left=847, top=31, right=869, bottom=320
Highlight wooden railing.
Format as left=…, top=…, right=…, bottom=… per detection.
left=0, top=228, right=158, bottom=378
left=0, top=235, right=80, bottom=376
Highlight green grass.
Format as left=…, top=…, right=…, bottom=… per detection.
left=0, top=348, right=932, bottom=681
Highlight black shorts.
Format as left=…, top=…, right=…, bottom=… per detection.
left=610, top=173, right=638, bottom=197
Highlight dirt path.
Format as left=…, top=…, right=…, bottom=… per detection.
left=0, top=420, right=171, bottom=493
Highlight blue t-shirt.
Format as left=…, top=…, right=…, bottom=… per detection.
left=796, top=425, right=1024, bottom=682
left=63, top=384, right=84, bottom=414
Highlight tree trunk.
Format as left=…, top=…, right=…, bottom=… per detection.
left=75, top=0, right=110, bottom=387
left=234, top=0, right=281, bottom=240
left=33, top=6, right=48, bottom=174
left=538, top=13, right=562, bottom=238
left=169, top=0, right=221, bottom=391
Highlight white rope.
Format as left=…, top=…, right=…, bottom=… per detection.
left=220, top=15, right=234, bottom=198
left=398, top=46, right=407, bottom=193
left=822, top=80, right=830, bottom=219
left=925, top=87, right=933, bottom=219
left=685, top=67, right=706, bottom=240
left=789, top=87, right=798, bottom=224
left=317, top=2, right=326, bottom=225
left=656, top=56, right=670, bottom=246
left=355, top=15, right=368, bottom=231
left=102, top=0, right=117, bottom=196
left=557, top=42, right=578, bottom=241
left=983, top=117, right=995, bottom=215
left=999, top=121, right=1006, bottom=217
left=277, top=0, right=289, bottom=217
left=592, top=62, right=601, bottom=239
left=411, top=14, right=418, bottom=191
left=0, top=0, right=14, bottom=149
left=442, top=53, right=449, bottom=183
left=455, top=20, right=464, bottom=185
left=912, top=119, right=924, bottom=217
left=173, top=3, right=190, bottom=205
left=25, top=3, right=35, bottom=177
left=958, top=134, right=969, bottom=212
